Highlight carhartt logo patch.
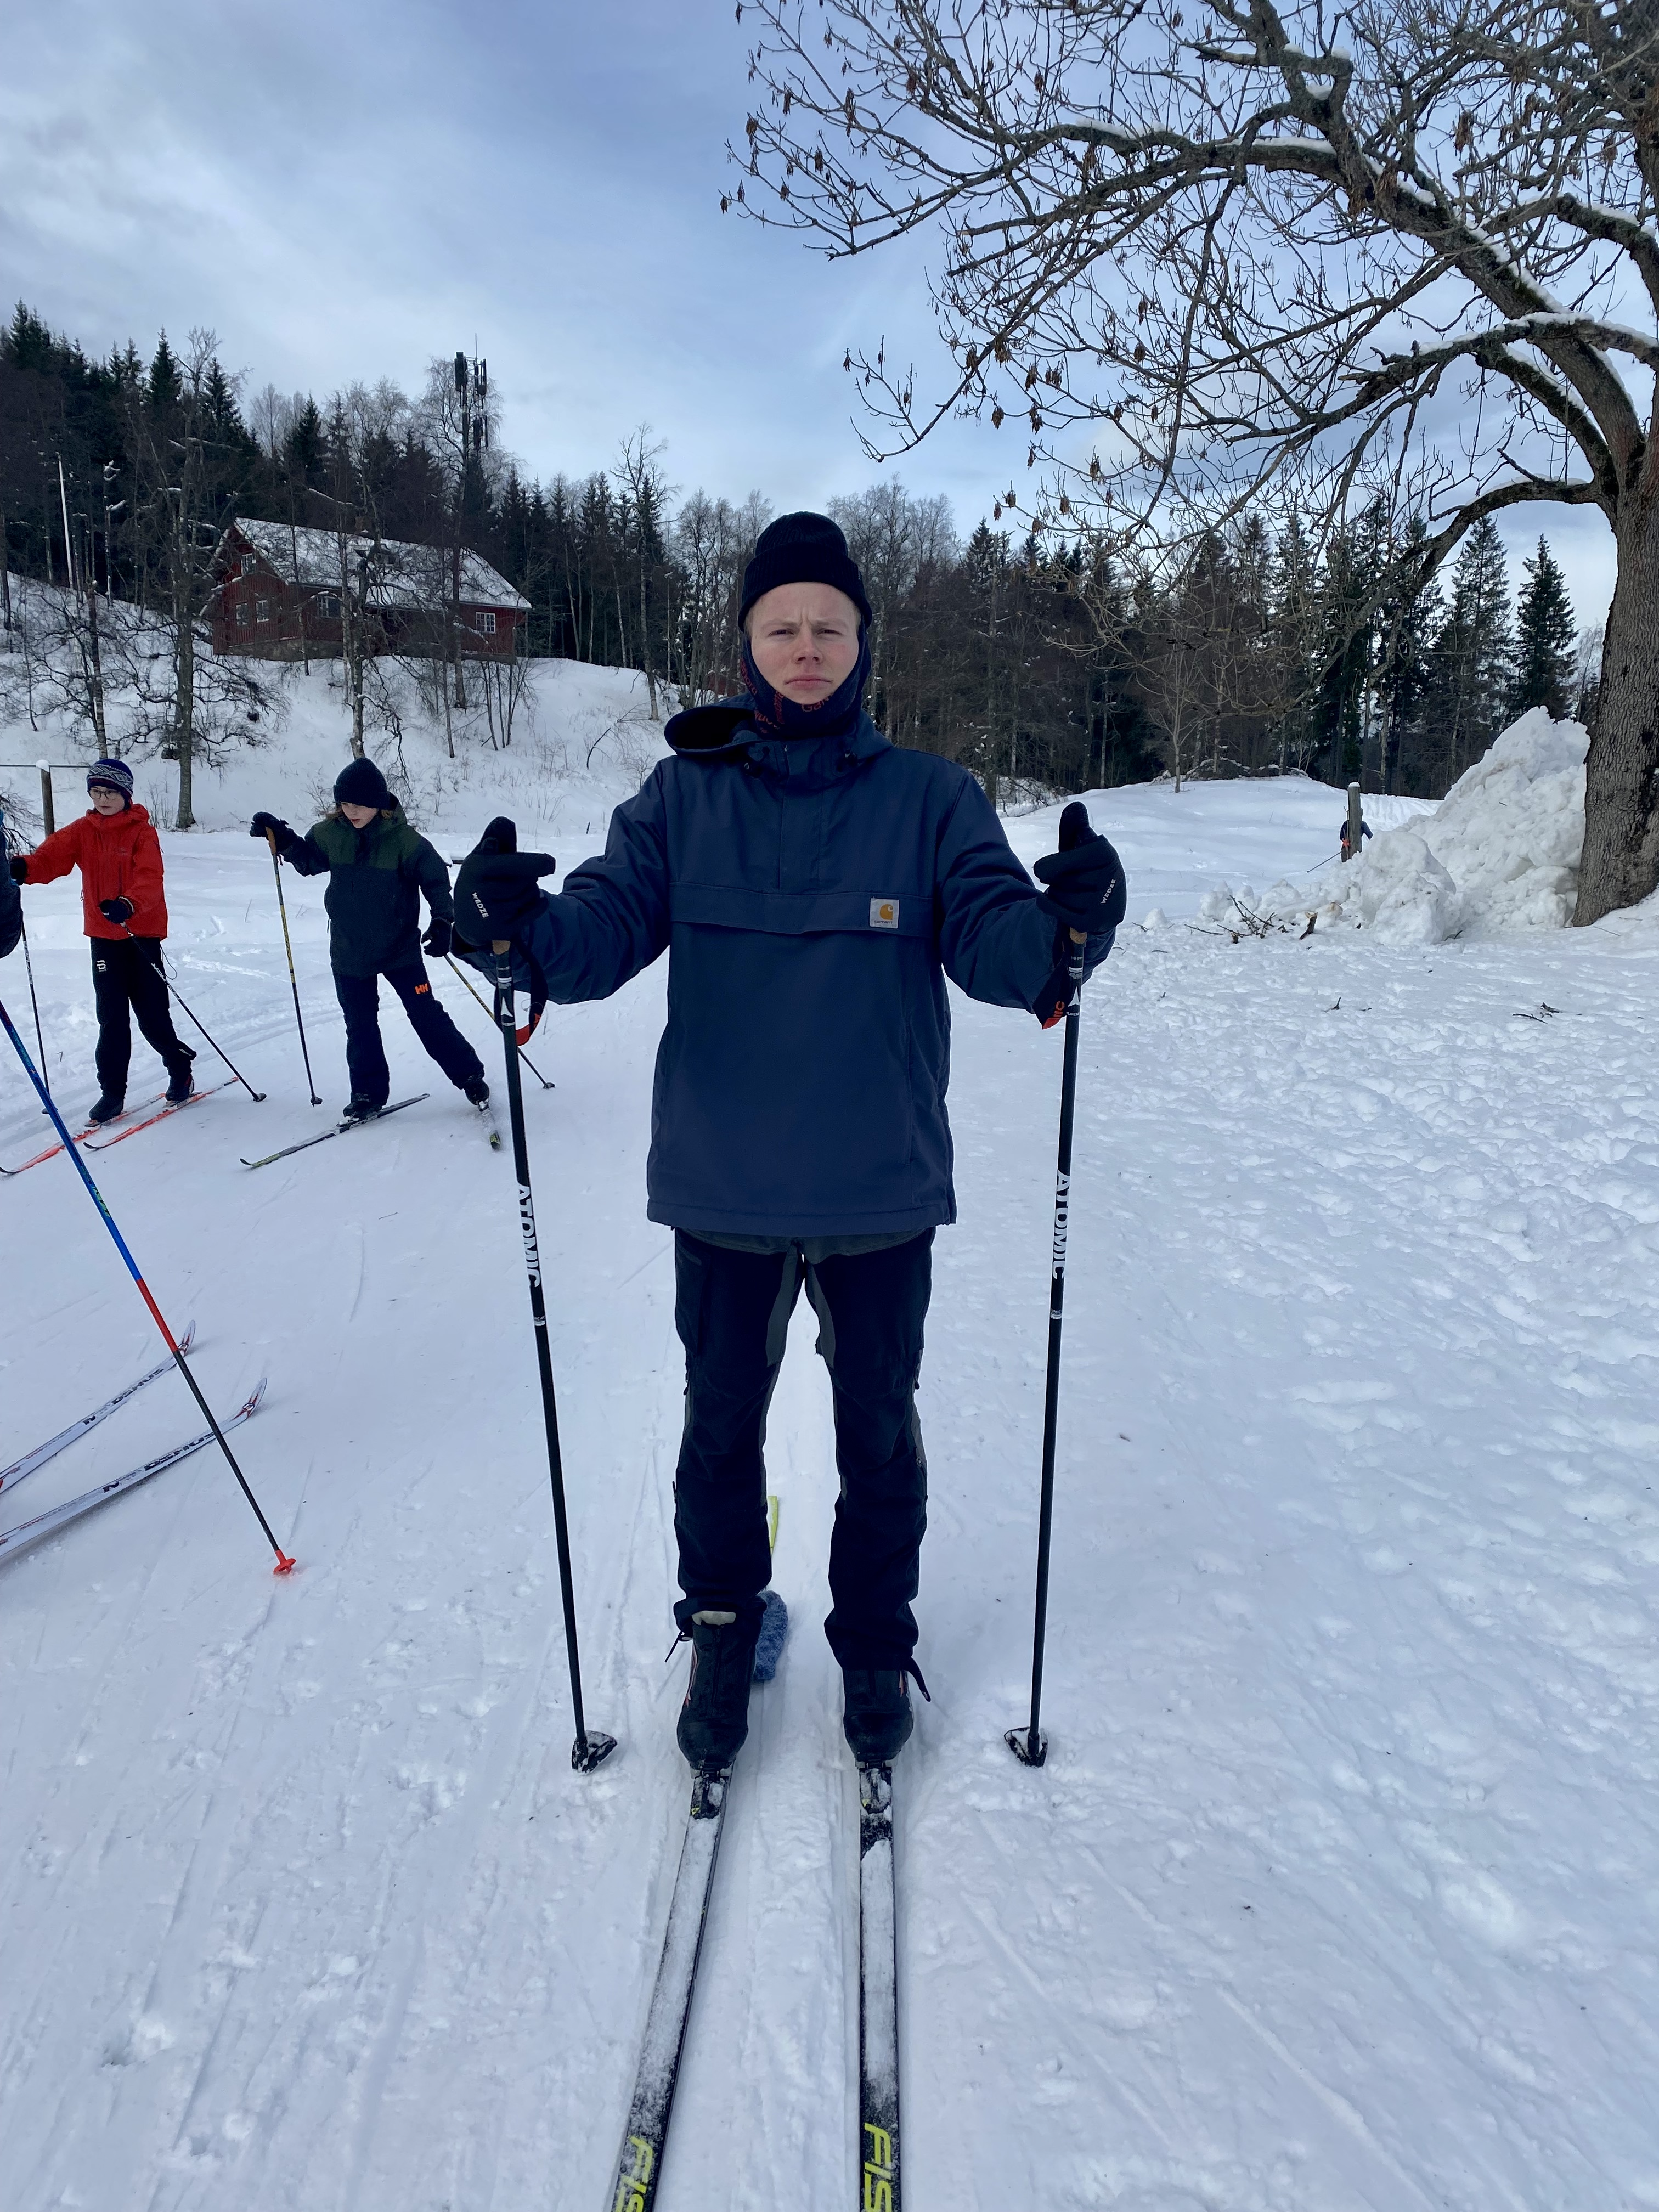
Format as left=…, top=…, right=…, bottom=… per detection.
left=869, top=897, right=899, bottom=929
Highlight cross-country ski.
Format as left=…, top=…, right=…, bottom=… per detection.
left=4, top=38, right=1655, bottom=2200
left=606, top=1591, right=787, bottom=2206
left=0, top=1087, right=168, bottom=1176
left=858, top=1763, right=902, bottom=2212
left=82, top=1075, right=234, bottom=1149
left=0, top=1321, right=195, bottom=1498
left=0, top=1380, right=266, bottom=1561
left=239, top=1092, right=429, bottom=1169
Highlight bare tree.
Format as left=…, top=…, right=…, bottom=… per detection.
left=672, top=488, right=771, bottom=704
left=613, top=427, right=676, bottom=717
left=737, top=0, right=1657, bottom=918
left=416, top=354, right=503, bottom=715
left=1574, top=620, right=1606, bottom=723
left=123, top=331, right=239, bottom=826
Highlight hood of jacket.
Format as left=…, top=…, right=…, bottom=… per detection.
left=663, top=696, right=891, bottom=794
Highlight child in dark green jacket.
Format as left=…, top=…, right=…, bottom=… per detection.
left=252, top=758, right=488, bottom=1121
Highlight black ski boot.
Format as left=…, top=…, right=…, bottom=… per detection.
left=463, top=1075, right=490, bottom=1107
left=843, top=1665, right=928, bottom=1766
left=341, top=1096, right=383, bottom=1124
left=676, top=1610, right=763, bottom=1774
left=86, top=1091, right=126, bottom=1126
left=165, top=1048, right=196, bottom=1105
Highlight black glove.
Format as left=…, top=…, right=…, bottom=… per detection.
left=99, top=896, right=135, bottom=925
left=8, top=856, right=26, bottom=884
left=250, top=811, right=296, bottom=850
left=454, top=816, right=556, bottom=942
left=422, top=917, right=453, bottom=960
left=1034, top=803, right=1126, bottom=934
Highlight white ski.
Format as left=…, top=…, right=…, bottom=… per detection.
left=0, top=1379, right=266, bottom=1561
left=0, top=1321, right=196, bottom=1499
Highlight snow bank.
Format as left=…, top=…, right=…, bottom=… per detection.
left=1190, top=711, right=1589, bottom=945
left=1355, top=707, right=1588, bottom=941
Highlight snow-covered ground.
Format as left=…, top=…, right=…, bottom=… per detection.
left=3, top=675, right=1657, bottom=2210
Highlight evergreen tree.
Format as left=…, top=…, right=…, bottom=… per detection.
left=1510, top=537, right=1576, bottom=721
left=146, top=332, right=181, bottom=413
left=1374, top=516, right=1441, bottom=793
left=1426, top=518, right=1513, bottom=785
left=283, top=396, right=325, bottom=488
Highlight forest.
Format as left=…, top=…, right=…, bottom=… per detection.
left=1, top=302, right=1594, bottom=809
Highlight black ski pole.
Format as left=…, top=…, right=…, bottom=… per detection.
left=1006, top=922, right=1088, bottom=1769
left=127, top=930, right=267, bottom=1101
left=443, top=951, right=553, bottom=1088
left=266, top=828, right=320, bottom=1105
left=19, top=910, right=50, bottom=1103
left=490, top=938, right=614, bottom=1773
left=0, top=991, right=296, bottom=1575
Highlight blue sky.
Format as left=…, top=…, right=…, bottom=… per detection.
left=0, top=0, right=1619, bottom=624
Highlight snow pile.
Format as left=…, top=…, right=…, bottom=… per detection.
left=1186, top=712, right=1589, bottom=946
left=1350, top=828, right=1464, bottom=944
left=1346, top=709, right=1588, bottom=943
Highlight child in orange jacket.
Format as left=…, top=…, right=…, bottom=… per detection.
left=8, top=759, right=194, bottom=1124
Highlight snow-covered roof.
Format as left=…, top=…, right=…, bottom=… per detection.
left=223, top=520, right=529, bottom=612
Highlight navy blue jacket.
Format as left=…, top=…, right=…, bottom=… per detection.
left=0, top=857, right=19, bottom=961
left=282, top=805, right=453, bottom=978
left=496, top=703, right=1116, bottom=1237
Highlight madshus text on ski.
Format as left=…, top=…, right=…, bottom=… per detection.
left=0, top=512, right=1126, bottom=2204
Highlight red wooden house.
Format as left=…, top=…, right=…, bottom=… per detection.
left=211, top=520, right=530, bottom=662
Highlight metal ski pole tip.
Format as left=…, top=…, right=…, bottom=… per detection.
left=572, top=1729, right=618, bottom=1774
left=1005, top=1724, right=1048, bottom=1768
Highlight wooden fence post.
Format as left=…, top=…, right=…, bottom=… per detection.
left=1346, top=780, right=1362, bottom=864
left=38, top=763, right=54, bottom=838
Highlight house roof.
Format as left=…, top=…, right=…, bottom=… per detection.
left=223, top=520, right=530, bottom=613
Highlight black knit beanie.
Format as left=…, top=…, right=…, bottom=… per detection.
left=334, top=758, right=393, bottom=810
left=738, top=512, right=873, bottom=631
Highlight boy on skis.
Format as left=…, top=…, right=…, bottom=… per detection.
left=250, top=758, right=488, bottom=1122
left=7, top=759, right=195, bottom=1122
left=454, top=513, right=1125, bottom=1777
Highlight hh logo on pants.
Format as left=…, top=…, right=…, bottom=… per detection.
left=414, top=983, right=430, bottom=995
left=868, top=898, right=899, bottom=929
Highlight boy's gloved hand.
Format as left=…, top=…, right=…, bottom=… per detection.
left=98, top=897, right=134, bottom=924
left=250, top=811, right=297, bottom=851
left=1034, top=802, right=1126, bottom=933
left=455, top=816, right=557, bottom=941
left=8, top=856, right=27, bottom=883
left=422, top=917, right=453, bottom=959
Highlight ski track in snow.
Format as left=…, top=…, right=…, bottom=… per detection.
left=2, top=713, right=1657, bottom=2208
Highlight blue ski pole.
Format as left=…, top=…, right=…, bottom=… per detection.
left=0, top=992, right=294, bottom=1572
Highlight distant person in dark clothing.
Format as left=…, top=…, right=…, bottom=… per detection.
left=251, top=758, right=488, bottom=1121
left=1340, top=812, right=1373, bottom=863
left=9, top=759, right=195, bottom=1122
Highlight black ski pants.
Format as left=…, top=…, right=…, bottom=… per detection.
left=671, top=1229, right=932, bottom=1671
left=91, top=938, right=190, bottom=1097
left=332, top=959, right=484, bottom=1105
